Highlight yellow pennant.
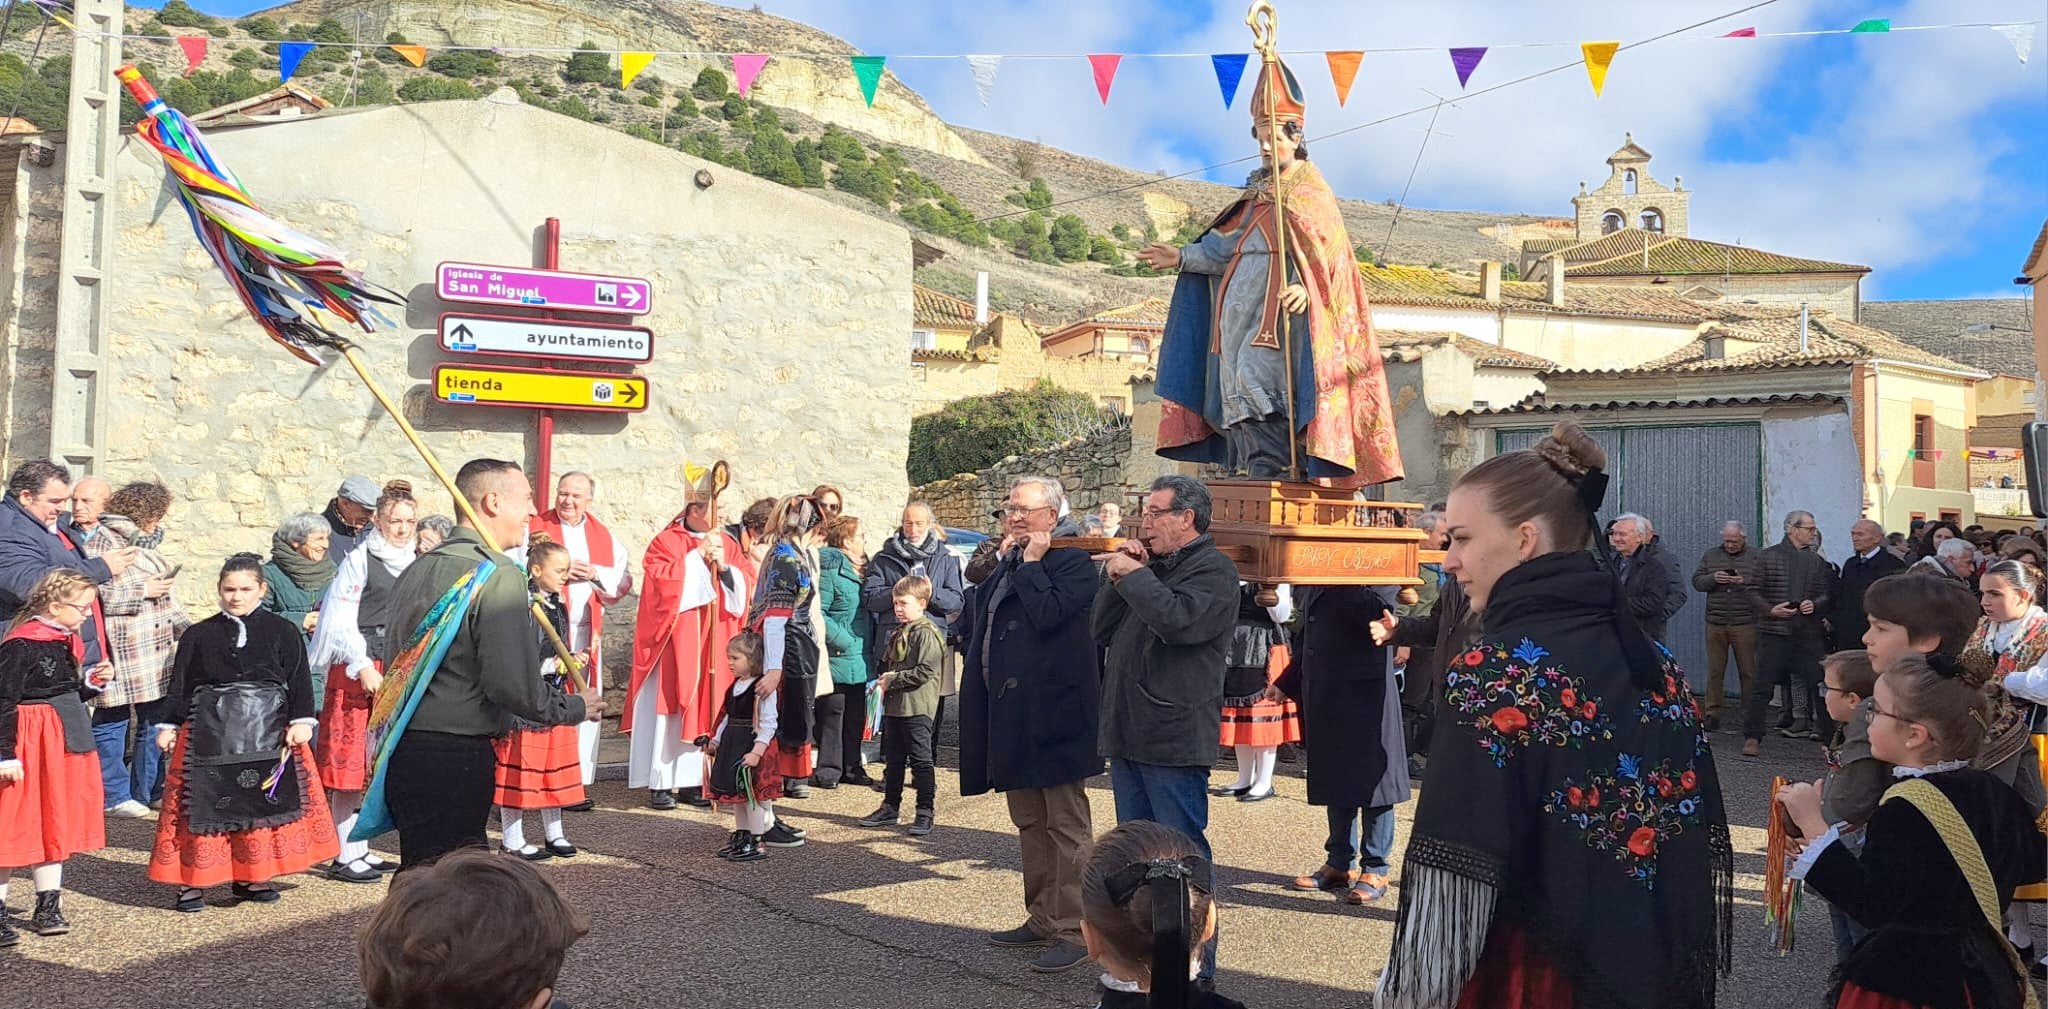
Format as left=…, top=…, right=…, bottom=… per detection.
left=388, top=44, right=426, bottom=68
left=1581, top=41, right=1619, bottom=97
left=622, top=51, right=656, bottom=89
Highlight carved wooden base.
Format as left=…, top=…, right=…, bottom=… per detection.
left=1206, top=480, right=1425, bottom=587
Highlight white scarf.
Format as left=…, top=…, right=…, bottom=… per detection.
left=308, top=527, right=416, bottom=674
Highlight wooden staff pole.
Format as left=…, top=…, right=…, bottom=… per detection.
left=1246, top=0, right=1300, bottom=480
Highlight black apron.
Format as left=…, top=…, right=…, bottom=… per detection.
left=182, top=681, right=305, bottom=835
left=709, top=688, right=759, bottom=797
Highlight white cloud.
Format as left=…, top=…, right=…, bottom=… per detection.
left=746, top=0, right=2046, bottom=290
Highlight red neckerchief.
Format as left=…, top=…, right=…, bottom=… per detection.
left=2, top=616, right=85, bottom=665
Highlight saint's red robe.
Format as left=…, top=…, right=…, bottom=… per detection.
left=623, top=523, right=744, bottom=741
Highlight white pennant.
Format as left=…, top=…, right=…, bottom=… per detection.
left=965, top=54, right=1002, bottom=106
left=1995, top=23, right=2034, bottom=65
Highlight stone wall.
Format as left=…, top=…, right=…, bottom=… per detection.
left=2, top=93, right=914, bottom=677
left=913, top=422, right=1136, bottom=534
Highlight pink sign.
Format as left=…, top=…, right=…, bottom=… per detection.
left=436, top=262, right=651, bottom=316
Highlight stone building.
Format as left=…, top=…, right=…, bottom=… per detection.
left=1039, top=297, right=1169, bottom=366
left=0, top=90, right=914, bottom=628
left=911, top=283, right=981, bottom=353
left=907, top=309, right=1155, bottom=416
left=1569, top=133, right=1691, bottom=239
left=1863, top=297, right=2039, bottom=510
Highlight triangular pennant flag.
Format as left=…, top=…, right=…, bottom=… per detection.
left=278, top=42, right=312, bottom=83
left=1325, top=51, right=1363, bottom=106
left=1211, top=53, right=1249, bottom=108
left=964, top=55, right=1002, bottom=106
left=850, top=55, right=886, bottom=107
left=1720, top=27, right=1757, bottom=37
left=732, top=54, right=769, bottom=97
left=1850, top=18, right=1891, bottom=33
left=1580, top=41, right=1619, bottom=97
left=1449, top=46, right=1487, bottom=88
left=388, top=44, right=426, bottom=67
left=1087, top=54, right=1122, bottom=104
left=1995, top=23, right=2034, bottom=64
left=620, top=51, right=654, bottom=89
left=175, top=35, right=207, bottom=76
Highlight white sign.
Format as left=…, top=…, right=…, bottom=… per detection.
left=437, top=313, right=655, bottom=364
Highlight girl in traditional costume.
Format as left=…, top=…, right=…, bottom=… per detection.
left=705, top=631, right=778, bottom=863
left=1962, top=560, right=2048, bottom=816
left=1081, top=820, right=1249, bottom=1009
left=310, top=479, right=415, bottom=882
left=1377, top=420, right=1732, bottom=1009
left=1779, top=650, right=2046, bottom=1009
left=1213, top=583, right=1296, bottom=804
left=0, top=569, right=104, bottom=944
left=1973, top=558, right=2048, bottom=973
left=149, top=554, right=337, bottom=912
left=494, top=537, right=587, bottom=860
left=744, top=494, right=826, bottom=845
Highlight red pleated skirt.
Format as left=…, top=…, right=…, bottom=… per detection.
left=147, top=736, right=340, bottom=887
left=493, top=724, right=586, bottom=809
left=1219, top=644, right=1302, bottom=747
left=0, top=704, right=106, bottom=865
left=1456, top=923, right=1577, bottom=1009
left=315, top=663, right=374, bottom=792
left=1835, top=981, right=1973, bottom=1009
left=712, top=740, right=786, bottom=804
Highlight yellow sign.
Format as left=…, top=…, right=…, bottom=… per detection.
left=433, top=364, right=647, bottom=413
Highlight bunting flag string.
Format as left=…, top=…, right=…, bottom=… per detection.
left=620, top=51, right=655, bottom=89
left=1211, top=53, right=1249, bottom=108
left=1449, top=46, right=1487, bottom=88
left=1850, top=18, right=1891, bottom=33
left=1722, top=27, right=1758, bottom=38
left=850, top=54, right=886, bottom=107
left=1087, top=53, right=1122, bottom=104
left=964, top=54, right=1002, bottom=106
left=1997, top=23, right=2034, bottom=64
left=388, top=44, right=427, bottom=68
left=1325, top=50, right=1363, bottom=106
left=175, top=35, right=207, bottom=76
left=1580, top=41, right=1619, bottom=97
left=732, top=53, right=770, bottom=97
left=277, top=42, right=312, bottom=84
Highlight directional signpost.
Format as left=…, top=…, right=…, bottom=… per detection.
left=436, top=262, right=652, bottom=316
left=439, top=313, right=655, bottom=364
left=433, top=363, right=648, bottom=414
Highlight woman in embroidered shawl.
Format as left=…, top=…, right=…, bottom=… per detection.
left=1377, top=420, right=1731, bottom=1009
left=1966, top=558, right=2048, bottom=965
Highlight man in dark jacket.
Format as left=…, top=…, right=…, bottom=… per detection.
left=864, top=501, right=967, bottom=740
left=1741, top=510, right=1833, bottom=754
left=1832, top=518, right=1906, bottom=651
left=1606, top=514, right=1673, bottom=641
left=957, top=475, right=1101, bottom=975
left=1090, top=474, right=1238, bottom=982
left=379, top=459, right=603, bottom=870
left=1693, top=520, right=1764, bottom=732
left=0, top=460, right=135, bottom=665
left=324, top=475, right=378, bottom=559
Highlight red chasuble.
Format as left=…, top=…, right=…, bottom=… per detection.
left=623, top=523, right=744, bottom=741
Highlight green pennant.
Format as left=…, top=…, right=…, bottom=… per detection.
left=851, top=55, right=886, bottom=107
left=1849, top=18, right=1891, bottom=33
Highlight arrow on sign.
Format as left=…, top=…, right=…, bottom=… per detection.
left=619, top=383, right=639, bottom=404
left=622, top=287, right=642, bottom=308
left=449, top=323, right=474, bottom=342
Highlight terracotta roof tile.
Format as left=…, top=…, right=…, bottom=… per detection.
left=1458, top=337, right=1555, bottom=370
left=1861, top=299, right=2036, bottom=377
left=1583, top=312, right=1984, bottom=377
left=1460, top=392, right=1843, bottom=417
left=1087, top=297, right=1171, bottom=327
left=913, top=284, right=979, bottom=329
left=1357, top=263, right=1719, bottom=324
left=1545, top=229, right=1659, bottom=265
left=1564, top=235, right=1868, bottom=278
left=1374, top=330, right=1555, bottom=370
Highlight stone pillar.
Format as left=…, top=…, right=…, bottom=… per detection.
left=47, top=0, right=122, bottom=475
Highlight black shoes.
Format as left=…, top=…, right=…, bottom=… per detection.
left=232, top=883, right=280, bottom=904
left=990, top=924, right=1053, bottom=948
left=0, top=914, right=16, bottom=945
left=842, top=771, right=876, bottom=787
left=858, top=804, right=902, bottom=828
left=1780, top=721, right=1819, bottom=740
left=762, top=822, right=806, bottom=848
left=727, top=832, right=767, bottom=862
left=909, top=810, right=935, bottom=836
left=564, top=798, right=596, bottom=812
left=510, top=844, right=553, bottom=861
left=1239, top=789, right=1275, bottom=803
left=784, top=781, right=811, bottom=799
left=810, top=775, right=840, bottom=790
left=677, top=787, right=713, bottom=809
left=648, top=789, right=678, bottom=811
left=31, top=891, right=68, bottom=936
left=326, top=860, right=381, bottom=883
left=1208, top=784, right=1249, bottom=797
left=547, top=839, right=578, bottom=858
left=716, top=829, right=749, bottom=859
left=1030, top=940, right=1090, bottom=973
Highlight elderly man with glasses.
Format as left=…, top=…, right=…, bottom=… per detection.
left=1741, top=510, right=1835, bottom=756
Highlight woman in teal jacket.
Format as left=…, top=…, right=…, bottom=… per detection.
left=815, top=515, right=876, bottom=788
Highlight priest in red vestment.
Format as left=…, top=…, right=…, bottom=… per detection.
left=623, top=461, right=745, bottom=810
left=517, top=471, right=632, bottom=796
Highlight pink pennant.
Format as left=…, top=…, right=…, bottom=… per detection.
left=732, top=54, right=769, bottom=97
left=1721, top=27, right=1757, bottom=38
left=176, top=35, right=208, bottom=76
left=1088, top=53, right=1122, bottom=104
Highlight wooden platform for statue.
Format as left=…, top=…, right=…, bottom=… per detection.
left=1206, top=480, right=1426, bottom=587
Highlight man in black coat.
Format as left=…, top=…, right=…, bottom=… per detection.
left=957, top=475, right=1101, bottom=975
left=1606, top=513, right=1673, bottom=642
left=0, top=460, right=136, bottom=666
left=1832, top=518, right=1906, bottom=651
left=1271, top=585, right=1409, bottom=906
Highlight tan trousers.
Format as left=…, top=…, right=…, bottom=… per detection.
left=1704, top=622, right=1759, bottom=716
left=1005, top=780, right=1093, bottom=943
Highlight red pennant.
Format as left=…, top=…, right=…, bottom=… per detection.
left=176, top=35, right=208, bottom=76
left=1087, top=54, right=1122, bottom=104
left=1721, top=27, right=1757, bottom=37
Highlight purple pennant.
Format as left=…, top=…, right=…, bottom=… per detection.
left=1449, top=46, right=1488, bottom=88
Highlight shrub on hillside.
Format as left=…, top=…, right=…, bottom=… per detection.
left=398, top=76, right=480, bottom=102
left=907, top=383, right=1109, bottom=485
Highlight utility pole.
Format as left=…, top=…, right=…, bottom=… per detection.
left=48, top=0, right=123, bottom=473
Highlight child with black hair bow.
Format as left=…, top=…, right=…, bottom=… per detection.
left=1081, top=821, right=1248, bottom=1009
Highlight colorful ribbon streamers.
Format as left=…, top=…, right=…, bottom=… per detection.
left=1764, top=776, right=1804, bottom=955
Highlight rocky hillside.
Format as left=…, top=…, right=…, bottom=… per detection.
left=6, top=0, right=1551, bottom=323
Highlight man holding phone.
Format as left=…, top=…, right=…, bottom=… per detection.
left=1692, top=520, right=1763, bottom=733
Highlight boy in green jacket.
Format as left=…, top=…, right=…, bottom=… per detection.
left=859, top=575, right=945, bottom=836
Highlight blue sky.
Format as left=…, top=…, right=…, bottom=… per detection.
left=145, top=1, right=2047, bottom=301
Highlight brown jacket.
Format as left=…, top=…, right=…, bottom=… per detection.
left=1691, top=544, right=1764, bottom=627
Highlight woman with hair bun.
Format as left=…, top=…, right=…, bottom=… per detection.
left=743, top=494, right=828, bottom=840
left=1961, top=559, right=2048, bottom=816
left=1377, top=420, right=1732, bottom=1009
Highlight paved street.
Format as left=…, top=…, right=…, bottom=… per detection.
left=9, top=730, right=1858, bottom=1008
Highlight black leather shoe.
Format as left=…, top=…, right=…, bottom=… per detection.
left=1239, top=789, right=1276, bottom=803
left=174, top=888, right=206, bottom=913
left=676, top=787, right=713, bottom=809
left=648, top=789, right=678, bottom=811
left=326, top=860, right=381, bottom=883
left=728, top=833, right=768, bottom=862
left=783, top=781, right=811, bottom=800
left=546, top=839, right=578, bottom=858
left=1208, top=784, right=1250, bottom=797
left=0, top=914, right=17, bottom=945
left=563, top=799, right=596, bottom=812
left=232, top=883, right=280, bottom=904
left=810, top=775, right=840, bottom=790
left=29, top=892, right=68, bottom=935
left=716, top=829, right=748, bottom=859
